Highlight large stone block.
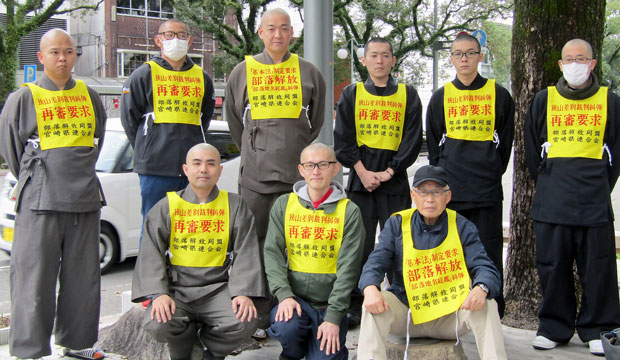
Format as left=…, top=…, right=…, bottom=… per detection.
left=95, top=306, right=261, bottom=360
left=95, top=307, right=203, bottom=360
left=385, top=337, right=468, bottom=360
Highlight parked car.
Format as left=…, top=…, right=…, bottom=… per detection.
left=0, top=118, right=240, bottom=273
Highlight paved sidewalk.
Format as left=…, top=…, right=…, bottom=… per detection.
left=231, top=325, right=595, bottom=360
left=0, top=244, right=613, bottom=359
left=0, top=314, right=597, bottom=359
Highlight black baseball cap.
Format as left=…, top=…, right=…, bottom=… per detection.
left=412, top=165, right=449, bottom=187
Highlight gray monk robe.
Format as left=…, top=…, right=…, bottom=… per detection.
left=0, top=74, right=106, bottom=359
left=132, top=185, right=266, bottom=359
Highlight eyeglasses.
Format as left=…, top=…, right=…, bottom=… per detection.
left=300, top=161, right=336, bottom=171
left=450, top=51, right=480, bottom=59
left=561, top=57, right=592, bottom=64
left=158, top=31, right=190, bottom=40
left=414, top=189, right=450, bottom=197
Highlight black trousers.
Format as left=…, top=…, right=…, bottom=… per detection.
left=348, top=190, right=411, bottom=312
left=453, top=202, right=505, bottom=318
left=534, top=221, right=620, bottom=342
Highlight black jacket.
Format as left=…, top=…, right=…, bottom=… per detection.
left=525, top=73, right=620, bottom=225
left=121, top=56, right=215, bottom=177
left=334, top=76, right=423, bottom=196
left=426, top=75, right=514, bottom=209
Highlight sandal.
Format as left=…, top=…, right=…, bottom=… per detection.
left=63, top=347, right=106, bottom=359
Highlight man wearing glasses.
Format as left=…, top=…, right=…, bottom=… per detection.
left=426, top=33, right=514, bottom=318
left=121, top=18, right=215, bottom=243
left=263, top=143, right=364, bottom=360
left=357, top=165, right=506, bottom=360
left=525, top=38, right=620, bottom=355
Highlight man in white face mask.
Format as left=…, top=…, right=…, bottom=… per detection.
left=525, top=38, right=620, bottom=356
left=121, top=19, right=215, bottom=246
left=558, top=40, right=597, bottom=88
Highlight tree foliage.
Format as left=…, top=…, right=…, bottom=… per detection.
left=299, top=0, right=514, bottom=82
left=482, top=20, right=512, bottom=89
left=173, top=0, right=303, bottom=77
left=211, top=52, right=239, bottom=81
left=603, top=0, right=620, bottom=94
left=0, top=0, right=104, bottom=110
left=174, top=0, right=512, bottom=83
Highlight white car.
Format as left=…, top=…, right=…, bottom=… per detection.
left=0, top=118, right=240, bottom=273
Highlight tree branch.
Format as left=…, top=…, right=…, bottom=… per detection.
left=607, top=44, right=620, bottom=65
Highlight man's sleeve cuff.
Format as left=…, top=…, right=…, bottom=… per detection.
left=324, top=310, right=345, bottom=325
left=274, top=288, right=296, bottom=303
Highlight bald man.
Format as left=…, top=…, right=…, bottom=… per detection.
left=0, top=29, right=107, bottom=358
left=132, top=143, right=266, bottom=360
left=121, top=18, right=215, bottom=244
left=263, top=143, right=364, bottom=360
left=525, top=38, right=620, bottom=355
left=426, top=33, right=514, bottom=318
left=225, top=7, right=326, bottom=248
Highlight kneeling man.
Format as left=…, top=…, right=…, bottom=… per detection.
left=357, top=165, right=507, bottom=360
left=132, top=143, right=266, bottom=360
left=264, top=143, right=365, bottom=359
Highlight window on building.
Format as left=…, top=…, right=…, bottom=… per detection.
left=118, top=52, right=150, bottom=77
left=189, top=56, right=202, bottom=67
left=117, top=51, right=203, bottom=77
left=117, top=0, right=173, bottom=18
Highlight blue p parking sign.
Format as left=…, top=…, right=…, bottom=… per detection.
left=24, top=65, right=36, bottom=83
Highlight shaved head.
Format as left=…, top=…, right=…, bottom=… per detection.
left=186, top=143, right=220, bottom=163
left=261, top=7, right=291, bottom=26
left=37, top=28, right=76, bottom=87
left=158, top=18, right=189, bottom=33
left=40, top=28, right=74, bottom=51
left=451, top=32, right=481, bottom=52
left=562, top=38, right=593, bottom=59
left=300, top=142, right=337, bottom=163
left=183, top=143, right=223, bottom=198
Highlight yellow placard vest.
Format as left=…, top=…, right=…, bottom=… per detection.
left=149, top=61, right=204, bottom=125
left=26, top=80, right=96, bottom=150
left=245, top=54, right=303, bottom=119
left=397, top=208, right=470, bottom=324
left=546, top=86, right=607, bottom=159
left=443, top=79, right=495, bottom=141
left=284, top=194, right=348, bottom=274
left=167, top=191, right=230, bottom=267
left=354, top=83, right=406, bottom=151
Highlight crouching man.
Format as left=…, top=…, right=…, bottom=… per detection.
left=132, top=143, right=266, bottom=360
left=263, top=143, right=365, bottom=359
left=357, top=165, right=507, bottom=360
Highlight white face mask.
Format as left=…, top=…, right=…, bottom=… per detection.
left=562, top=62, right=590, bottom=87
left=161, top=38, right=189, bottom=62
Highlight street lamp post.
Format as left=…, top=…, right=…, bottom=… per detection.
left=337, top=39, right=365, bottom=85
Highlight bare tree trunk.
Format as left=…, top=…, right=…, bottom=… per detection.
left=504, top=0, right=606, bottom=329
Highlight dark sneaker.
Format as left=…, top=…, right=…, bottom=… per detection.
left=347, top=312, right=361, bottom=328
